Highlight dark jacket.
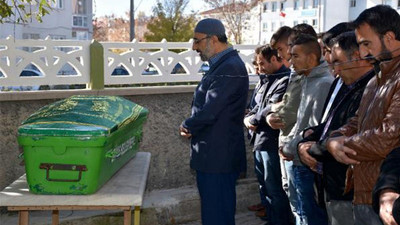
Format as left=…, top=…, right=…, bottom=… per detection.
left=301, top=69, right=374, bottom=201
left=247, top=65, right=290, bottom=151
left=331, top=56, right=400, bottom=205
left=372, top=148, right=400, bottom=215
left=182, top=50, right=249, bottom=173
left=246, top=75, right=267, bottom=140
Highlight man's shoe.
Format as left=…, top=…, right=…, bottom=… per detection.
left=247, top=203, right=265, bottom=211
left=255, top=210, right=267, bottom=218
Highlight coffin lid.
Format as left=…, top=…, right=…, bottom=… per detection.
left=18, top=95, right=148, bottom=136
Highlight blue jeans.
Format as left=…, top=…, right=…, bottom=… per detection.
left=293, top=165, right=328, bottom=225
left=285, top=161, right=301, bottom=225
left=255, top=150, right=293, bottom=225
left=196, top=170, right=239, bottom=225
left=253, top=151, right=268, bottom=207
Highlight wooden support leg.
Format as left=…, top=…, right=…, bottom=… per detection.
left=52, top=210, right=59, bottom=225
left=134, top=206, right=140, bottom=225
left=18, top=211, right=29, bottom=225
left=124, top=209, right=132, bottom=225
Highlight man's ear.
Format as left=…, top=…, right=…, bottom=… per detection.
left=384, top=31, right=396, bottom=45
left=352, top=50, right=361, bottom=60
left=308, top=53, right=318, bottom=66
left=270, top=55, right=277, bottom=63
left=210, top=35, right=219, bottom=44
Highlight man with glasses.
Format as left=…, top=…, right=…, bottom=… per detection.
left=180, top=18, right=249, bottom=225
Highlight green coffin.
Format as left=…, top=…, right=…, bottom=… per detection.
left=18, top=95, right=149, bottom=195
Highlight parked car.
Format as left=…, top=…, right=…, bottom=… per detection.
left=0, top=69, right=42, bottom=91
left=141, top=65, right=159, bottom=75
left=111, top=65, right=159, bottom=76
left=198, top=63, right=210, bottom=73
left=112, top=66, right=130, bottom=76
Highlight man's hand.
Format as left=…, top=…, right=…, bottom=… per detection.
left=179, top=125, right=192, bottom=139
left=244, top=116, right=257, bottom=131
left=303, top=128, right=314, bottom=138
left=379, top=189, right=400, bottom=225
left=326, top=136, right=360, bottom=165
left=298, top=142, right=318, bottom=171
left=279, top=146, right=294, bottom=161
left=266, top=114, right=285, bottom=129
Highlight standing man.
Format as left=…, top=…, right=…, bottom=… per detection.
left=327, top=5, right=400, bottom=225
left=244, top=45, right=292, bottom=225
left=180, top=18, right=249, bottom=225
left=287, top=34, right=333, bottom=225
left=298, top=31, right=374, bottom=225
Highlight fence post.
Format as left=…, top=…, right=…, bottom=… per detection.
left=89, top=40, right=104, bottom=90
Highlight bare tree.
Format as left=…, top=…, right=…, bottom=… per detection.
left=203, top=0, right=256, bottom=44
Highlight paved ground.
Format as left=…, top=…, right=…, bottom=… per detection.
left=180, top=211, right=266, bottom=225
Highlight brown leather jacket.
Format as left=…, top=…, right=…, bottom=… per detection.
left=333, top=56, right=400, bottom=205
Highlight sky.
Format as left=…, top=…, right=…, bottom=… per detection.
left=93, top=0, right=206, bottom=18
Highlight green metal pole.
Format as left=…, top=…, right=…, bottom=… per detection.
left=89, top=40, right=104, bottom=90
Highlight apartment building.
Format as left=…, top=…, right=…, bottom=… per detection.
left=200, top=0, right=400, bottom=45
left=0, top=0, right=93, bottom=40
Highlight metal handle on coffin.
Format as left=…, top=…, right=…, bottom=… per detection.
left=39, top=163, right=88, bottom=182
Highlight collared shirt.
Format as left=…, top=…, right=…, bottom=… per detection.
left=208, top=46, right=234, bottom=66
left=321, top=79, right=344, bottom=123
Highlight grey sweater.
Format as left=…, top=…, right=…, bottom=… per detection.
left=283, top=61, right=334, bottom=165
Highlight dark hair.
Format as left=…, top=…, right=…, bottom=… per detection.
left=270, top=26, right=292, bottom=48
left=255, top=45, right=263, bottom=55
left=322, top=22, right=352, bottom=47
left=351, top=5, right=400, bottom=41
left=317, top=32, right=325, bottom=39
left=259, top=44, right=281, bottom=63
left=331, top=31, right=359, bottom=59
left=291, top=34, right=321, bottom=62
left=216, top=34, right=228, bottom=43
left=292, top=23, right=318, bottom=38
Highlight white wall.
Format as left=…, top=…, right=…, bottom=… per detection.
left=0, top=1, right=93, bottom=40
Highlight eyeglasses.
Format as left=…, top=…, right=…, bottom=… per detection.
left=193, top=36, right=211, bottom=44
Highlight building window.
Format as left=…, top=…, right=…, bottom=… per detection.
left=271, top=22, right=276, bottom=32
left=280, top=1, right=285, bottom=11
left=383, top=0, right=392, bottom=5
left=72, top=31, right=88, bottom=40
left=350, top=0, right=356, bottom=7
left=73, top=0, right=87, bottom=14
left=263, top=2, right=268, bottom=12
left=50, top=35, right=66, bottom=40
left=312, top=19, right=318, bottom=28
left=280, top=21, right=285, bottom=27
left=294, top=0, right=300, bottom=10
left=294, top=20, right=298, bottom=26
left=303, top=20, right=308, bottom=24
left=398, top=0, right=400, bottom=8
left=303, top=0, right=309, bottom=8
left=312, top=0, right=319, bottom=8
left=22, top=33, right=40, bottom=39
left=271, top=2, right=277, bottom=12
left=73, top=15, right=88, bottom=27
left=263, top=23, right=268, bottom=32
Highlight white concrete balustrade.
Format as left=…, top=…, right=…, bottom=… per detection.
left=0, top=36, right=258, bottom=89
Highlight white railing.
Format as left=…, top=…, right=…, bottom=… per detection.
left=0, top=36, right=91, bottom=86
left=0, top=36, right=258, bottom=89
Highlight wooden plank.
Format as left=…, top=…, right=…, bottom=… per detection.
left=134, top=206, right=141, bottom=225
left=52, top=210, right=59, bottom=225
left=124, top=209, right=132, bottom=225
left=18, top=211, right=29, bottom=225
left=9, top=206, right=131, bottom=211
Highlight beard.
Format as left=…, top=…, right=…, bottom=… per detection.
left=377, top=38, right=393, bottom=62
left=198, top=42, right=212, bottom=61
